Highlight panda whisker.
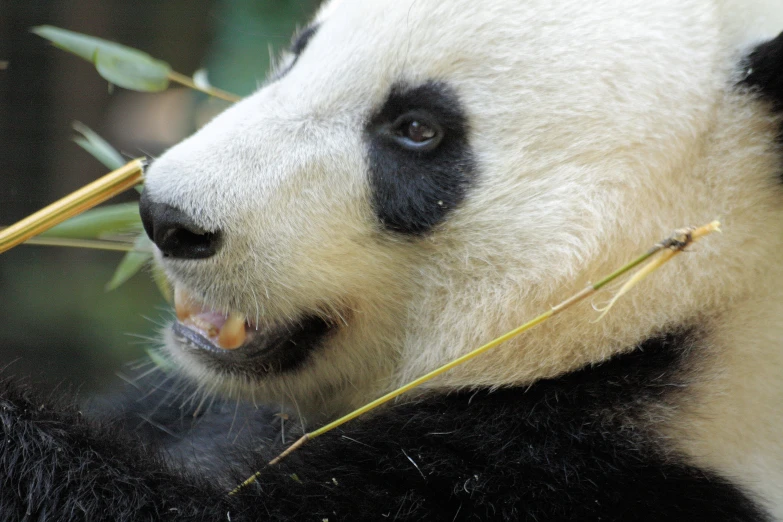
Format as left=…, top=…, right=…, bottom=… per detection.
left=228, top=395, right=242, bottom=436
left=281, top=378, right=307, bottom=436
left=124, top=332, right=159, bottom=341
left=140, top=314, right=171, bottom=330
left=136, top=147, right=158, bottom=161
left=181, top=380, right=207, bottom=411
left=135, top=413, right=181, bottom=439
left=153, top=374, right=188, bottom=406
left=130, top=362, right=166, bottom=384
left=206, top=382, right=221, bottom=410
left=124, top=356, right=157, bottom=372
left=191, top=384, right=214, bottom=419
left=249, top=286, right=261, bottom=327
left=115, top=370, right=145, bottom=391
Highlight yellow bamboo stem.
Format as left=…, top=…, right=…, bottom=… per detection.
left=0, top=159, right=145, bottom=255
left=17, top=237, right=138, bottom=252
left=167, top=71, right=242, bottom=103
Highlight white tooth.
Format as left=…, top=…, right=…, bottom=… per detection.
left=174, top=286, right=198, bottom=321
left=217, top=313, right=247, bottom=350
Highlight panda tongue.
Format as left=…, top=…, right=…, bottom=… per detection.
left=174, top=286, right=247, bottom=350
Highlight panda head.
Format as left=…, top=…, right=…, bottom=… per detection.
left=140, top=0, right=783, bottom=416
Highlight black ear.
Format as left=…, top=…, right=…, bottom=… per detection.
left=742, top=32, right=783, bottom=112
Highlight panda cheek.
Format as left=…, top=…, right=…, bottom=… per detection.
left=365, top=81, right=477, bottom=235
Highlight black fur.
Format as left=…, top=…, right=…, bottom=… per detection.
left=743, top=32, right=783, bottom=112
left=366, top=82, right=476, bottom=235
left=0, top=330, right=769, bottom=521
left=741, top=31, right=783, bottom=147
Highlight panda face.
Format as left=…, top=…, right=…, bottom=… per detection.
left=141, top=0, right=783, bottom=414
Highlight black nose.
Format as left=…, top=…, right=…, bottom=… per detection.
left=139, top=191, right=221, bottom=259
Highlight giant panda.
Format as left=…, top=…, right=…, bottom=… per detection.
left=3, top=0, right=783, bottom=520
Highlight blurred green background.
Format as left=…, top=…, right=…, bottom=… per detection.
left=0, top=0, right=320, bottom=393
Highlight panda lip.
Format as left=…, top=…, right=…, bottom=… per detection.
left=171, top=286, right=338, bottom=368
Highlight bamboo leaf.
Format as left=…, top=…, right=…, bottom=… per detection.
left=39, top=203, right=142, bottom=239
left=32, top=25, right=171, bottom=92
left=146, top=349, right=173, bottom=371
left=94, top=48, right=170, bottom=92
left=106, top=235, right=153, bottom=291
left=72, top=122, right=125, bottom=170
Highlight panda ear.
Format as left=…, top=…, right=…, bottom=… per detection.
left=742, top=32, right=783, bottom=111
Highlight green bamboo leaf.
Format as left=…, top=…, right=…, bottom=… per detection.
left=32, top=25, right=127, bottom=62
left=40, top=203, right=142, bottom=239
left=106, top=235, right=153, bottom=291
left=94, top=48, right=170, bottom=92
left=31, top=25, right=171, bottom=92
left=145, top=348, right=173, bottom=371
left=72, top=122, right=125, bottom=170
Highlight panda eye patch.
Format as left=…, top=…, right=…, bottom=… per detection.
left=365, top=81, right=476, bottom=235
left=390, top=113, right=443, bottom=151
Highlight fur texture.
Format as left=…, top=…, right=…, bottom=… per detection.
left=0, top=331, right=770, bottom=520
left=4, top=0, right=783, bottom=519
left=139, top=2, right=783, bottom=514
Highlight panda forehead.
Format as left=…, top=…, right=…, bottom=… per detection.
left=303, top=0, right=506, bottom=77
left=297, top=0, right=717, bottom=97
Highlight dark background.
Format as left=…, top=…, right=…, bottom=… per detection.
left=0, top=0, right=320, bottom=393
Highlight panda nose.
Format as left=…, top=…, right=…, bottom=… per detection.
left=139, top=192, right=221, bottom=259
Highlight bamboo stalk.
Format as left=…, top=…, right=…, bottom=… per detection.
left=17, top=237, right=138, bottom=252
left=229, top=221, right=720, bottom=495
left=168, top=71, right=242, bottom=103
left=0, top=159, right=145, bottom=255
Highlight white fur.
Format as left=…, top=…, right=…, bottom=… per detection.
left=144, top=0, right=783, bottom=515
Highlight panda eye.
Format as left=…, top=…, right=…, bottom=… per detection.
left=390, top=113, right=443, bottom=151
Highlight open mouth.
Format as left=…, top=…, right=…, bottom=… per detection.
left=172, top=286, right=338, bottom=374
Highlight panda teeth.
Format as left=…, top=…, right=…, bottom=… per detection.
left=216, top=313, right=247, bottom=350
left=174, top=285, right=248, bottom=351
left=174, top=286, right=200, bottom=321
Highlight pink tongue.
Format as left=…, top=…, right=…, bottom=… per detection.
left=183, top=311, right=227, bottom=338
left=195, top=311, right=228, bottom=329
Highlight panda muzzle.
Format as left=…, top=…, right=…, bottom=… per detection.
left=174, top=286, right=247, bottom=350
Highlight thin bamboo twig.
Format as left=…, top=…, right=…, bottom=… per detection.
left=167, top=71, right=242, bottom=103
left=592, top=223, right=719, bottom=321
left=17, top=237, right=139, bottom=252
left=0, top=159, right=145, bottom=255
left=229, top=221, right=721, bottom=495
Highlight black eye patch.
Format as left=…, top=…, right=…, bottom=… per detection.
left=365, top=82, right=476, bottom=236
left=740, top=31, right=783, bottom=180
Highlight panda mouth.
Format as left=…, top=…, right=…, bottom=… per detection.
left=171, top=286, right=337, bottom=373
